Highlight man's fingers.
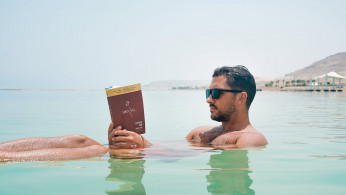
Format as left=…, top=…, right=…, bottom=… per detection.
left=115, top=126, right=122, bottom=130
left=109, top=129, right=143, bottom=149
left=114, top=130, right=133, bottom=136
left=108, top=125, right=123, bottom=141
left=108, top=131, right=116, bottom=143
left=108, top=129, right=117, bottom=141
left=108, top=122, right=114, bottom=134
left=108, top=122, right=122, bottom=134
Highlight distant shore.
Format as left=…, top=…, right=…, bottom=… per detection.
left=1, top=87, right=345, bottom=92
left=259, top=86, right=346, bottom=91
left=170, top=86, right=346, bottom=92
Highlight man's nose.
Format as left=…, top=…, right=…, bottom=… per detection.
left=206, top=95, right=214, bottom=104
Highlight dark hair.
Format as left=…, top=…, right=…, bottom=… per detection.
left=212, top=65, right=256, bottom=109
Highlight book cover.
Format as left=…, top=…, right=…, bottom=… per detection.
left=105, top=83, right=145, bottom=134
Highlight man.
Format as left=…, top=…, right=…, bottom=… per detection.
left=109, top=66, right=267, bottom=149
left=0, top=66, right=266, bottom=161
left=186, top=66, right=267, bottom=148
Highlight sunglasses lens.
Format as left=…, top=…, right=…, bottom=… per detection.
left=206, top=89, right=211, bottom=99
left=206, top=89, right=220, bottom=99
left=212, top=89, right=219, bottom=99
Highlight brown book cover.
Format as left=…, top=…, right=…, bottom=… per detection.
left=105, top=83, right=145, bottom=134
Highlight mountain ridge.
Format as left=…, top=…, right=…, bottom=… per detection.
left=285, top=52, right=346, bottom=79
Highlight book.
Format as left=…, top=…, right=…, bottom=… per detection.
left=105, top=83, right=145, bottom=134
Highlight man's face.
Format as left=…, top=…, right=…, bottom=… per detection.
left=207, top=75, right=237, bottom=122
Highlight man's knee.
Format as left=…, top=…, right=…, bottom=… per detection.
left=59, top=134, right=100, bottom=147
left=60, top=134, right=90, bottom=146
left=70, top=134, right=89, bottom=143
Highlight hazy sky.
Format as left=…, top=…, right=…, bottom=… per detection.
left=1, top=0, right=346, bottom=88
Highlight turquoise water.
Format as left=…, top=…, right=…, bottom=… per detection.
left=0, top=90, right=345, bottom=194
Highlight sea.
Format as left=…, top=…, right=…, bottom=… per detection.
left=0, top=89, right=345, bottom=194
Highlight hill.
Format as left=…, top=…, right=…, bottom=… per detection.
left=285, top=52, right=346, bottom=79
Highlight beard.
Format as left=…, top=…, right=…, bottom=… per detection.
left=210, top=103, right=236, bottom=122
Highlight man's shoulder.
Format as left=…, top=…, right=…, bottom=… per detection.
left=235, top=129, right=268, bottom=148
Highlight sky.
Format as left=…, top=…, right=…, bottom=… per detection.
left=1, top=0, right=346, bottom=89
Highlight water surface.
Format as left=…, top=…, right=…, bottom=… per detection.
left=0, top=90, right=345, bottom=194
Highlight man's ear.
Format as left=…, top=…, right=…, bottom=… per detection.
left=237, top=92, right=247, bottom=106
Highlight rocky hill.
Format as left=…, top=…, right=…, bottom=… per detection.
left=285, top=52, right=346, bottom=79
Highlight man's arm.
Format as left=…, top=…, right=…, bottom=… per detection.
left=185, top=129, right=197, bottom=141
left=235, top=132, right=268, bottom=148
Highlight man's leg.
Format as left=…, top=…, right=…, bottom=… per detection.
left=0, top=134, right=102, bottom=152
left=0, top=134, right=108, bottom=161
left=0, top=145, right=108, bottom=161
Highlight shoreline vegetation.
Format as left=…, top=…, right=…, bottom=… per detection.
left=169, top=78, right=345, bottom=91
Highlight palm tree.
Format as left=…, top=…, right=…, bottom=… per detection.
left=291, top=80, right=295, bottom=86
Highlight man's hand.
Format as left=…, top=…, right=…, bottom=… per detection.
left=108, top=122, right=145, bottom=149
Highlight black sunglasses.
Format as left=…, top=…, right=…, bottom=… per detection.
left=206, top=88, right=243, bottom=99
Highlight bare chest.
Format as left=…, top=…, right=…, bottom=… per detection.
left=196, top=130, right=242, bottom=145
left=210, top=132, right=241, bottom=145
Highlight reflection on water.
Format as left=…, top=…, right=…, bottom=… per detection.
left=105, top=158, right=146, bottom=195
left=206, top=150, right=254, bottom=195
left=310, top=154, right=346, bottom=160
